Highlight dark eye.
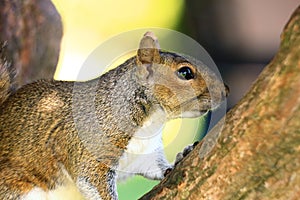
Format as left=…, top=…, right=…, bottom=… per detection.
left=177, top=66, right=194, bottom=80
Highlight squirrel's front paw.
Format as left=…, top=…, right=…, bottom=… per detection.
left=163, top=141, right=199, bottom=177
left=174, top=141, right=199, bottom=166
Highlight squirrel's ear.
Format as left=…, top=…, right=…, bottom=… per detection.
left=137, top=31, right=161, bottom=64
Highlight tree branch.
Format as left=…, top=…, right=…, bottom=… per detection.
left=140, top=4, right=300, bottom=200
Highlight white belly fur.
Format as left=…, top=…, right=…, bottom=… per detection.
left=117, top=109, right=169, bottom=180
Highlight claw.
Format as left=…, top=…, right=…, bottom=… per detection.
left=164, top=167, right=173, bottom=177
left=174, top=141, right=199, bottom=165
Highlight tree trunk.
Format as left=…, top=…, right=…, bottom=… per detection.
left=0, top=0, right=62, bottom=87
left=140, top=4, right=300, bottom=200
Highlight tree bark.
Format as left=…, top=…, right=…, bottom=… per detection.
left=140, top=4, right=300, bottom=200
left=0, top=0, right=62, bottom=88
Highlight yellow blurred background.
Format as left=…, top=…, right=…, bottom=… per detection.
left=52, top=0, right=184, bottom=80
left=50, top=1, right=208, bottom=199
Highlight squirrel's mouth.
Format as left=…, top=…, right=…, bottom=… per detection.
left=166, top=94, right=212, bottom=119
left=170, top=86, right=227, bottom=119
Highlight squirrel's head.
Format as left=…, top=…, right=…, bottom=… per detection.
left=134, top=31, right=228, bottom=119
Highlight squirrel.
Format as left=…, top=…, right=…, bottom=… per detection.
left=0, top=31, right=227, bottom=200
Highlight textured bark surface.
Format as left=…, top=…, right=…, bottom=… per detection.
left=0, top=0, right=62, bottom=87
left=140, top=5, right=300, bottom=200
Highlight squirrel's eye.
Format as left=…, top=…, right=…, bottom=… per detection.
left=177, top=66, right=195, bottom=80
